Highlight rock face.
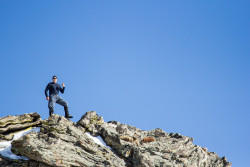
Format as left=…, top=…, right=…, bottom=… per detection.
left=0, top=111, right=231, bottom=167
left=11, top=114, right=125, bottom=167
left=0, top=113, right=41, bottom=141
left=0, top=155, right=50, bottom=167
left=78, top=111, right=231, bottom=167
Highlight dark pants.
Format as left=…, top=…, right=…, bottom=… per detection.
left=48, top=94, right=68, bottom=116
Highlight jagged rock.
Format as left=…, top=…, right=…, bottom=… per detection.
left=11, top=114, right=126, bottom=167
left=78, top=111, right=232, bottom=167
left=0, top=133, right=14, bottom=141
left=0, top=154, right=50, bottom=167
left=0, top=111, right=231, bottom=167
left=78, top=111, right=104, bottom=136
left=0, top=113, right=41, bottom=142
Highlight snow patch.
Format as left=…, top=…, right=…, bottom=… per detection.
left=85, top=132, right=112, bottom=149
left=0, top=127, right=41, bottom=160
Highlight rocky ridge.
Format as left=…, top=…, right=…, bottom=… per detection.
left=0, top=111, right=231, bottom=167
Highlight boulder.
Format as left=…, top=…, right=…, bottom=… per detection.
left=0, top=113, right=41, bottom=141
left=11, top=114, right=126, bottom=167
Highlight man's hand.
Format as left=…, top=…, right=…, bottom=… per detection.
left=46, top=97, right=49, bottom=101
left=62, top=83, right=65, bottom=87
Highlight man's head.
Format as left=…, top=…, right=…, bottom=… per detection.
left=52, top=75, right=58, bottom=83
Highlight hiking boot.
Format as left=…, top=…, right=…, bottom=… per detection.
left=64, top=107, right=73, bottom=118
left=49, top=110, right=54, bottom=117
left=65, top=115, right=73, bottom=118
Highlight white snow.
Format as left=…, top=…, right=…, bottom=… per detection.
left=85, top=132, right=112, bottom=149
left=0, top=127, right=40, bottom=160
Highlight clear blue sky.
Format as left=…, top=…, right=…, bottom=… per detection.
left=0, top=0, right=249, bottom=166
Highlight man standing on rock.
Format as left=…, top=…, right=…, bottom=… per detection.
left=45, top=75, right=73, bottom=118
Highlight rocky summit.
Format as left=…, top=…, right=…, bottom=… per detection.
left=0, top=111, right=231, bottom=167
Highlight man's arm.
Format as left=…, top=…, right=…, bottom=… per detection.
left=45, top=83, right=50, bottom=97
left=60, top=83, right=65, bottom=93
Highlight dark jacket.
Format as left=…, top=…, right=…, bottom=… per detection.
left=45, top=82, right=65, bottom=97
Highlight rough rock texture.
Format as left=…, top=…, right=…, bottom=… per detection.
left=0, top=155, right=50, bottom=167
left=78, top=111, right=232, bottom=167
left=11, top=114, right=125, bottom=167
left=0, top=111, right=231, bottom=167
left=0, top=113, right=41, bottom=141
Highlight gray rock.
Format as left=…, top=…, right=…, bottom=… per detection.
left=0, top=113, right=41, bottom=141
left=0, top=154, right=50, bottom=167
left=78, top=111, right=232, bottom=167
left=0, top=111, right=231, bottom=167
left=11, top=114, right=126, bottom=167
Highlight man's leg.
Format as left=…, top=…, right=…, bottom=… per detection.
left=48, top=95, right=56, bottom=116
left=56, top=96, right=73, bottom=118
